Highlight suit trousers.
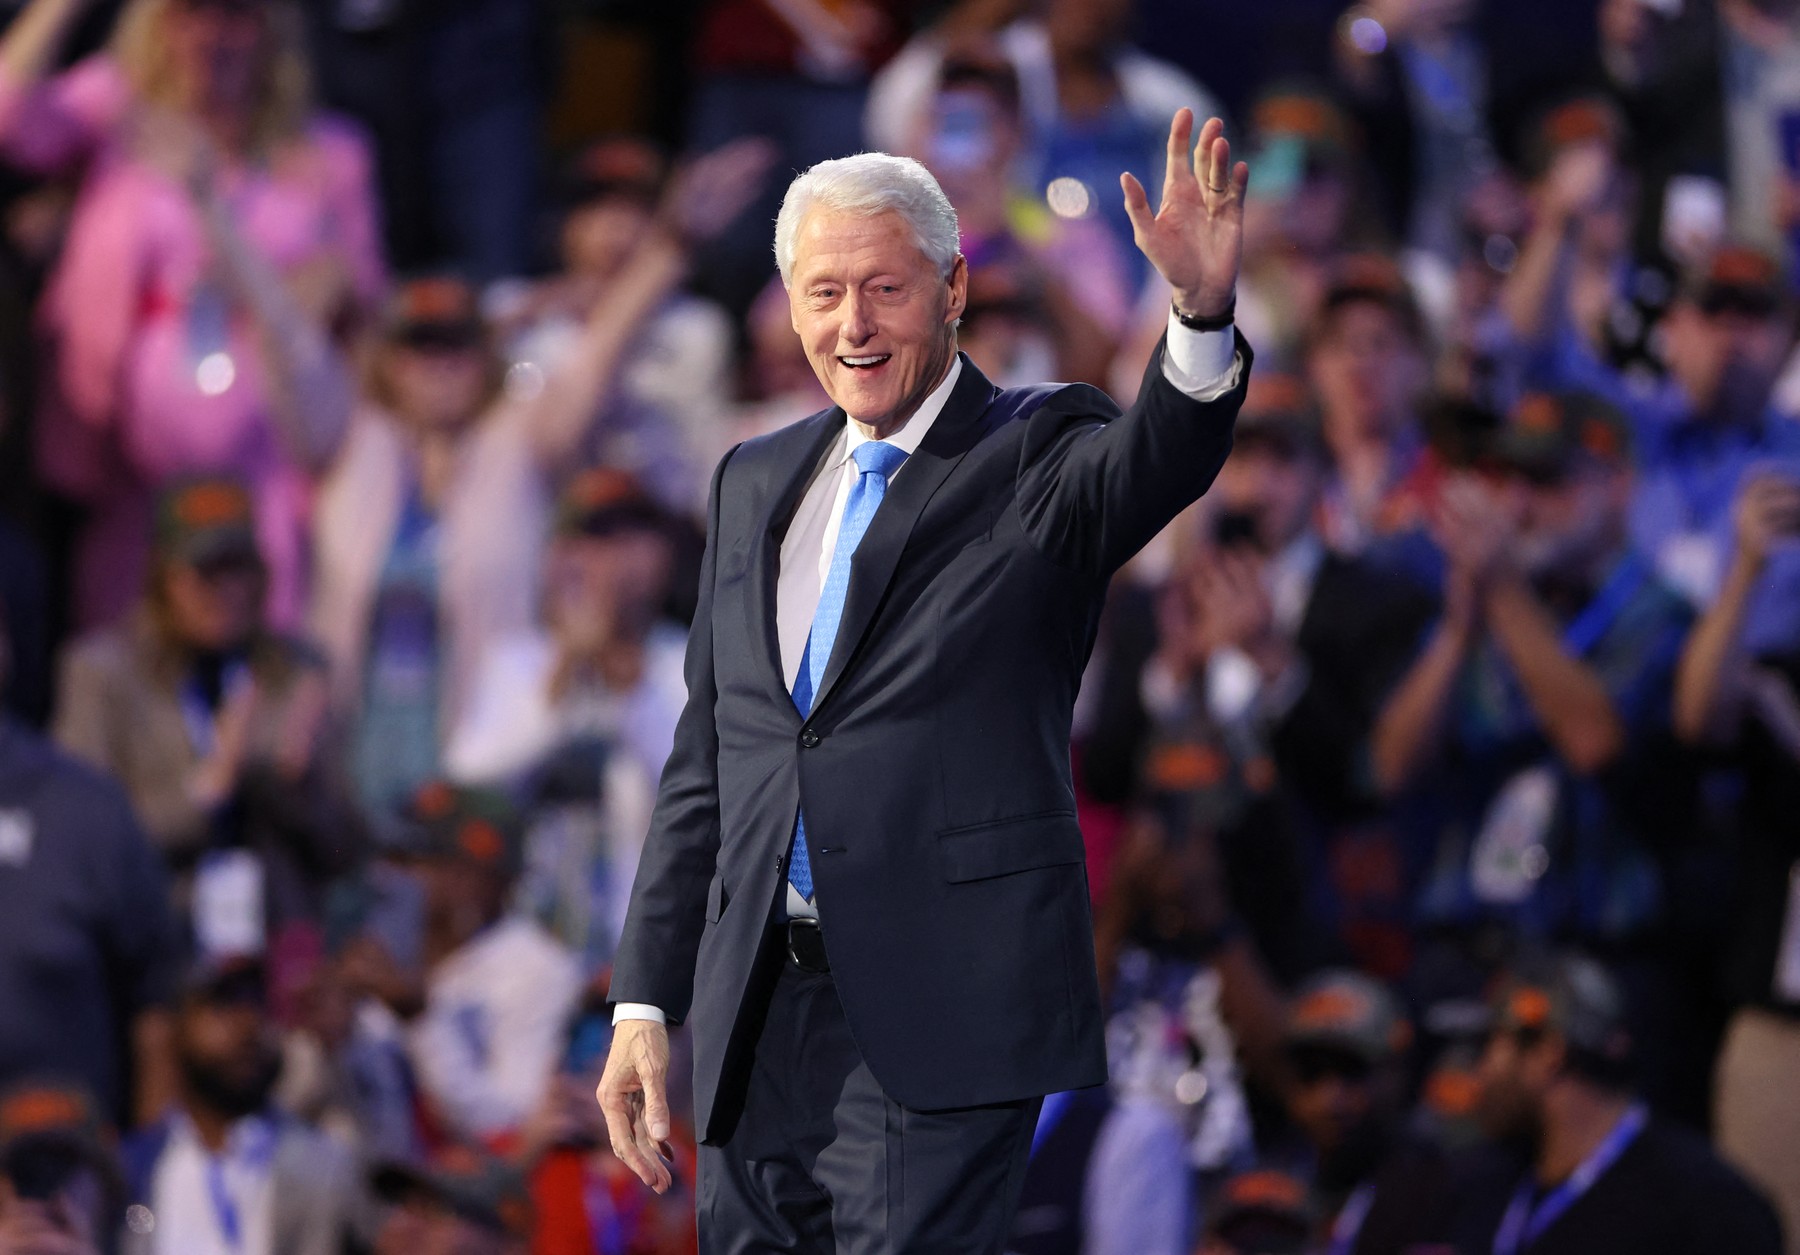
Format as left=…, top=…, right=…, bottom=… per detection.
left=697, top=933, right=1043, bottom=1254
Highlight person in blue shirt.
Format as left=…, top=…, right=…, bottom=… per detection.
left=1520, top=244, right=1800, bottom=656
left=0, top=620, right=179, bottom=1129
left=1371, top=392, right=1695, bottom=1017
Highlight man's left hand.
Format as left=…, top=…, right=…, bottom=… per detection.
left=1121, top=110, right=1248, bottom=320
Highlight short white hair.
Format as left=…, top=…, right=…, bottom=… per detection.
left=774, top=153, right=960, bottom=286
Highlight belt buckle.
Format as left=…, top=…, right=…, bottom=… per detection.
left=786, top=918, right=828, bottom=973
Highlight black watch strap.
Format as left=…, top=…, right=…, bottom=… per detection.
left=1172, top=297, right=1236, bottom=333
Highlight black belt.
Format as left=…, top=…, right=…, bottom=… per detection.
left=785, top=918, right=830, bottom=974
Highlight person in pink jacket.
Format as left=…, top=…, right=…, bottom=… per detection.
left=0, top=0, right=386, bottom=630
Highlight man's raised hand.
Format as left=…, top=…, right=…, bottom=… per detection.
left=1121, top=110, right=1248, bottom=321
left=596, top=1019, right=675, bottom=1193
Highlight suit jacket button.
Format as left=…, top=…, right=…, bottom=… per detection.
left=800, top=728, right=821, bottom=748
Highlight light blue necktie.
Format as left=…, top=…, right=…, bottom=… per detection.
left=788, top=439, right=909, bottom=901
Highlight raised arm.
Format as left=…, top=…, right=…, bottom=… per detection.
left=1371, top=475, right=1498, bottom=795
left=0, top=0, right=123, bottom=170
left=1673, top=474, right=1800, bottom=743
left=1484, top=571, right=1627, bottom=775
left=1499, top=141, right=1615, bottom=343
left=520, top=140, right=771, bottom=470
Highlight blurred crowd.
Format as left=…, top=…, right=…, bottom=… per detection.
left=0, top=0, right=1798, bottom=1252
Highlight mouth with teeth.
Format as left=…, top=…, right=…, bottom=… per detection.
left=838, top=354, right=892, bottom=371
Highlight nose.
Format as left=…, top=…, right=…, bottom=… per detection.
left=840, top=290, right=878, bottom=348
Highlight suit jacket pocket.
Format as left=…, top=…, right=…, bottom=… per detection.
left=705, top=871, right=729, bottom=922
left=936, top=811, right=1085, bottom=883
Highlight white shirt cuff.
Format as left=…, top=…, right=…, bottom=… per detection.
left=1161, top=310, right=1240, bottom=401
left=612, top=1002, right=667, bottom=1026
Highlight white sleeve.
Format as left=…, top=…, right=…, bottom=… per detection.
left=612, top=1003, right=667, bottom=1026
left=1160, top=310, right=1240, bottom=402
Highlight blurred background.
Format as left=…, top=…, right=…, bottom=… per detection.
left=1, top=0, right=1799, bottom=1252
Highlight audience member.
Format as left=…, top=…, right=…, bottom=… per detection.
left=121, top=953, right=359, bottom=1255
left=1672, top=466, right=1800, bottom=1250
left=400, top=785, right=581, bottom=1149
left=1089, top=813, right=1285, bottom=1255
left=0, top=620, right=178, bottom=1127
left=370, top=1152, right=530, bottom=1255
left=0, top=1084, right=123, bottom=1255
left=1305, top=256, right=1440, bottom=582
left=53, top=476, right=362, bottom=935
left=1497, top=98, right=1640, bottom=375
left=1141, top=377, right=1436, bottom=975
left=1455, top=952, right=1782, bottom=1255
left=0, top=0, right=383, bottom=630
left=1194, top=1168, right=1313, bottom=1255
left=489, top=138, right=743, bottom=515
left=682, top=0, right=914, bottom=314
left=445, top=470, right=686, bottom=975
left=1432, top=171, right=1529, bottom=409
left=718, top=276, right=833, bottom=458
left=313, top=144, right=762, bottom=822
left=1527, top=243, right=1800, bottom=653
left=273, top=920, right=422, bottom=1170
left=868, top=0, right=1225, bottom=275
left=1236, top=82, right=1384, bottom=368
left=1598, top=0, right=1726, bottom=271
left=1721, top=0, right=1800, bottom=260
left=1276, top=969, right=1457, bottom=1254
left=1373, top=392, right=1694, bottom=969
left=904, top=47, right=1134, bottom=386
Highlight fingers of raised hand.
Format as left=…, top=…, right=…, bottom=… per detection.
left=1193, top=116, right=1227, bottom=194
left=1120, top=172, right=1153, bottom=236
left=1164, top=108, right=1196, bottom=206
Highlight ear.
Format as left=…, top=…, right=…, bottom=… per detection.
left=945, top=254, right=969, bottom=327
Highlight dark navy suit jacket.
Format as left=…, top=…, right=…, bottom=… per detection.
left=611, top=339, right=1251, bottom=1142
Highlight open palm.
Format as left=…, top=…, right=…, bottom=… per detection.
left=1121, top=111, right=1248, bottom=321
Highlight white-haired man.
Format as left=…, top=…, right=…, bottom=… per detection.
left=598, top=111, right=1252, bottom=1252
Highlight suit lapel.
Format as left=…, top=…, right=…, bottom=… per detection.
left=749, top=409, right=842, bottom=710
left=812, top=355, right=999, bottom=713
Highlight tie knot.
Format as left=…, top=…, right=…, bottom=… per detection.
left=852, top=440, right=908, bottom=481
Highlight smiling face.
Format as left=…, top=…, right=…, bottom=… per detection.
left=788, top=208, right=967, bottom=437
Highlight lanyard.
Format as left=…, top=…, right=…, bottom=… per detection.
left=200, top=1116, right=277, bottom=1254
left=205, top=1158, right=242, bottom=1252
left=1560, top=556, right=1648, bottom=659
left=1325, top=1181, right=1377, bottom=1255
left=1491, top=1104, right=1647, bottom=1255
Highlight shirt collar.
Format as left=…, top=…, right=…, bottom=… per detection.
left=170, top=1109, right=279, bottom=1166
left=835, top=355, right=964, bottom=470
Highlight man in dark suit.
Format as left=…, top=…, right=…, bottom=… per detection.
left=597, top=110, right=1253, bottom=1253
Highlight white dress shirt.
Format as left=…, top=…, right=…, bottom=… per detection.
left=147, top=1113, right=278, bottom=1255
left=408, top=916, right=584, bottom=1138
left=616, top=314, right=1241, bottom=1026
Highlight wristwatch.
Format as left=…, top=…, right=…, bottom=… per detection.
left=1172, top=296, right=1236, bottom=333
